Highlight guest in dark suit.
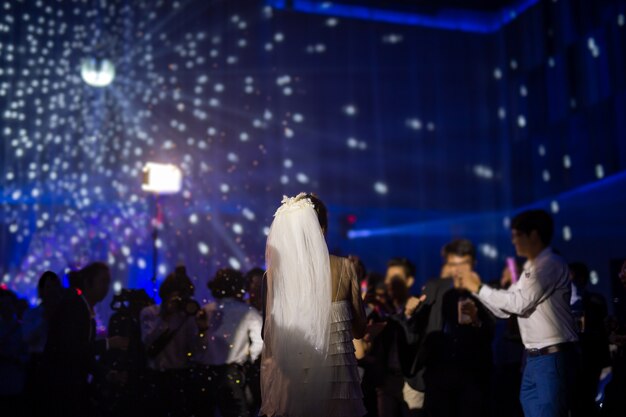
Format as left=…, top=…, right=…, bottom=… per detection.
left=354, top=257, right=420, bottom=417
left=398, top=239, right=495, bottom=417
left=569, top=262, right=610, bottom=417
left=43, top=262, right=127, bottom=417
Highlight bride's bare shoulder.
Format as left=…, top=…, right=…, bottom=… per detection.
left=329, top=254, right=348, bottom=265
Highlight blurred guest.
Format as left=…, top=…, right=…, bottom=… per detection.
left=244, top=267, right=265, bottom=414
left=245, top=267, right=265, bottom=313
left=384, top=258, right=425, bottom=417
left=22, top=271, right=63, bottom=354
left=43, top=262, right=128, bottom=417
left=358, top=257, right=423, bottom=417
left=361, top=272, right=392, bottom=322
left=400, top=239, right=495, bottom=417
left=600, top=260, right=626, bottom=417
left=489, top=261, right=525, bottom=417
left=0, top=288, right=28, bottom=414
left=354, top=270, right=389, bottom=417
left=140, top=265, right=205, bottom=417
left=355, top=258, right=415, bottom=417
left=195, top=268, right=263, bottom=417
left=96, top=288, right=154, bottom=417
left=458, top=210, right=579, bottom=417
left=569, top=262, right=610, bottom=417
left=21, top=271, right=62, bottom=417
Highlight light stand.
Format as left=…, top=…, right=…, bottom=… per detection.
left=142, top=163, right=182, bottom=298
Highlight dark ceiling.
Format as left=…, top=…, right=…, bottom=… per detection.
left=300, top=0, right=524, bottom=13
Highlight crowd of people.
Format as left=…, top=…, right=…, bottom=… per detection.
left=1, top=207, right=626, bottom=417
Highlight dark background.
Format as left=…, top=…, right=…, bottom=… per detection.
left=1, top=0, right=624, bottom=322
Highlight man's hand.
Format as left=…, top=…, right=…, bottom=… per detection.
left=456, top=270, right=482, bottom=294
left=404, top=295, right=427, bottom=317
left=108, top=336, right=129, bottom=351
left=500, top=272, right=512, bottom=289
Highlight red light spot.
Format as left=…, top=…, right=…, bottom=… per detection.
left=76, top=288, right=83, bottom=296
left=347, top=214, right=357, bottom=225
left=0, top=283, right=8, bottom=290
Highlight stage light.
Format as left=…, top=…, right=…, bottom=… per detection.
left=142, top=162, right=182, bottom=194
left=374, top=182, right=388, bottom=195
left=80, top=57, right=116, bottom=87
left=198, top=242, right=210, bottom=255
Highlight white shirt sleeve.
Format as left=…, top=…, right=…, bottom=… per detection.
left=475, top=288, right=512, bottom=319
left=247, top=309, right=264, bottom=362
left=477, top=261, right=562, bottom=317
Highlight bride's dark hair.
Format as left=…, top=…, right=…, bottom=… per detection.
left=304, top=193, right=328, bottom=232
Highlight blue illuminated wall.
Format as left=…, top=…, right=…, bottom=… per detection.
left=1, top=0, right=625, bottom=317
left=330, top=0, right=626, bottom=301
left=494, top=0, right=626, bottom=300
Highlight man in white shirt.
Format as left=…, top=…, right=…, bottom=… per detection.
left=195, top=268, right=263, bottom=417
left=457, top=209, right=579, bottom=417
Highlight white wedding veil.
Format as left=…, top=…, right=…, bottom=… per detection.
left=261, top=193, right=332, bottom=417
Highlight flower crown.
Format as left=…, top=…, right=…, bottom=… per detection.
left=274, top=192, right=314, bottom=217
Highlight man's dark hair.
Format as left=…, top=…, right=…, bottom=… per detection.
left=304, top=193, right=328, bottom=232
left=159, top=265, right=195, bottom=301
left=511, top=209, right=554, bottom=246
left=37, top=271, right=60, bottom=297
left=354, top=258, right=367, bottom=281
left=67, top=270, right=82, bottom=289
left=569, top=262, right=590, bottom=288
left=442, top=239, right=477, bottom=262
left=245, top=267, right=265, bottom=288
left=245, top=267, right=265, bottom=281
left=0, top=288, right=20, bottom=319
left=79, top=262, right=110, bottom=288
left=366, top=272, right=385, bottom=293
left=209, top=268, right=247, bottom=299
left=387, top=257, right=416, bottom=278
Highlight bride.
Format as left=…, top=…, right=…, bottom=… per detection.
left=260, top=193, right=367, bottom=417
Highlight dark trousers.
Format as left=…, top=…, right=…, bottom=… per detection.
left=423, top=363, right=490, bottom=417
left=572, top=362, right=602, bottom=417
left=244, top=360, right=262, bottom=415
left=43, top=362, right=91, bottom=417
left=520, top=348, right=579, bottom=417
left=23, top=353, right=46, bottom=417
left=375, top=370, right=407, bottom=417
left=195, top=363, right=249, bottom=417
left=142, top=369, right=194, bottom=417
left=491, top=362, right=524, bottom=417
left=600, top=350, right=626, bottom=417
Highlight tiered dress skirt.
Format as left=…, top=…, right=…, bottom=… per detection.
left=326, top=300, right=366, bottom=417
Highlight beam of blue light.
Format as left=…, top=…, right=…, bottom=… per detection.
left=348, top=170, right=626, bottom=239
left=266, top=0, right=540, bottom=34
left=347, top=210, right=505, bottom=239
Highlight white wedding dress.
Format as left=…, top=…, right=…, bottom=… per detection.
left=260, top=255, right=366, bottom=417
